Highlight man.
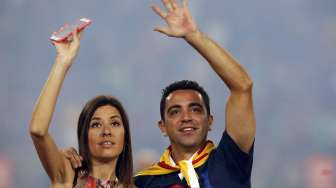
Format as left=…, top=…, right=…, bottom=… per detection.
left=65, top=0, right=256, bottom=187
left=134, top=0, right=256, bottom=187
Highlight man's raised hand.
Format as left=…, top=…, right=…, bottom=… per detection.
left=152, top=0, right=198, bottom=38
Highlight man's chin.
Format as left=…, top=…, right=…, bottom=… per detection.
left=179, top=140, right=204, bottom=150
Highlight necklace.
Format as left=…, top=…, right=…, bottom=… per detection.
left=87, top=175, right=119, bottom=188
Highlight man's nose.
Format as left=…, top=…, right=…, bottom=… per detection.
left=181, top=110, right=192, bottom=122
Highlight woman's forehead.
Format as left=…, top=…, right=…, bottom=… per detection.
left=92, top=105, right=121, bottom=118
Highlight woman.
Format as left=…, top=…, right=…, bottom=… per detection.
left=29, top=29, right=134, bottom=188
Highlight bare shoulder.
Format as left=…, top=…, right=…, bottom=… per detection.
left=50, top=182, right=73, bottom=188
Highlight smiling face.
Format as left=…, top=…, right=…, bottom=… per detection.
left=88, top=105, right=125, bottom=162
left=159, top=89, right=213, bottom=152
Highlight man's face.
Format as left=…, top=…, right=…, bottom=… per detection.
left=159, top=89, right=213, bottom=151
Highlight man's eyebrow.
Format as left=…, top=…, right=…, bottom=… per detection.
left=189, top=102, right=203, bottom=108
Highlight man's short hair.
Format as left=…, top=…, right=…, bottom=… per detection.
left=160, top=80, right=210, bottom=120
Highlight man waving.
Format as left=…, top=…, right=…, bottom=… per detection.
left=135, top=0, right=256, bottom=187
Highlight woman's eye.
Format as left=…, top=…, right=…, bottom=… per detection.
left=111, top=121, right=121, bottom=127
left=90, top=122, right=101, bottom=128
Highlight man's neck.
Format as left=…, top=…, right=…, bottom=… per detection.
left=170, top=142, right=207, bottom=163
left=90, top=158, right=118, bottom=180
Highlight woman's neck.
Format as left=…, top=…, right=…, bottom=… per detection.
left=90, top=158, right=118, bottom=180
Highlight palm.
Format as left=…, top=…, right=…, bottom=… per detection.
left=53, top=32, right=81, bottom=66
left=165, top=7, right=196, bottom=36
left=152, top=0, right=197, bottom=37
left=55, top=42, right=78, bottom=60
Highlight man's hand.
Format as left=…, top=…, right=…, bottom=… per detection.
left=152, top=0, right=198, bottom=38
left=61, top=147, right=82, bottom=169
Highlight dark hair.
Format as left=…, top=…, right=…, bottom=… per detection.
left=75, top=95, right=133, bottom=188
left=160, top=80, right=210, bottom=120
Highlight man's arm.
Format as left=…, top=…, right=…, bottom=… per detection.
left=185, top=31, right=256, bottom=153
left=152, top=0, right=256, bottom=153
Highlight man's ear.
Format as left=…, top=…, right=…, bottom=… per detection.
left=208, top=115, right=214, bottom=131
left=158, top=120, right=167, bottom=137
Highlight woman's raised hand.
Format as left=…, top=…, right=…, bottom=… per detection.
left=53, top=29, right=82, bottom=68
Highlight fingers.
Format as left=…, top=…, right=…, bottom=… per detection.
left=170, top=0, right=179, bottom=9
left=63, top=147, right=82, bottom=169
left=162, top=0, right=173, bottom=11
left=154, top=26, right=171, bottom=36
left=60, top=25, right=66, bottom=33
left=77, top=29, right=84, bottom=40
left=73, top=27, right=85, bottom=41
left=152, top=5, right=167, bottom=19
left=70, top=147, right=82, bottom=168
left=53, top=39, right=64, bottom=51
left=162, top=0, right=180, bottom=12
left=72, top=29, right=80, bottom=45
left=51, top=32, right=59, bottom=46
left=152, top=0, right=183, bottom=19
left=182, top=0, right=188, bottom=7
left=67, top=29, right=81, bottom=56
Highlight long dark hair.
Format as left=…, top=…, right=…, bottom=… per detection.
left=73, top=95, right=133, bottom=187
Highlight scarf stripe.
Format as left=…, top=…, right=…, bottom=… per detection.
left=136, top=141, right=215, bottom=187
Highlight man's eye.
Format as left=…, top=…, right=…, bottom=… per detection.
left=169, top=109, right=179, bottom=116
left=192, top=107, right=202, bottom=113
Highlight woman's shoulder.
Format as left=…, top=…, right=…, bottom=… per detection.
left=51, top=182, right=73, bottom=188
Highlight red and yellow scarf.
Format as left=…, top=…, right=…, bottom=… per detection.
left=136, top=141, right=215, bottom=187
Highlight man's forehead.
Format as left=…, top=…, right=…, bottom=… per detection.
left=166, top=89, right=203, bottom=104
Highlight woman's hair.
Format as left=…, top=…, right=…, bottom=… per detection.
left=74, top=95, right=133, bottom=187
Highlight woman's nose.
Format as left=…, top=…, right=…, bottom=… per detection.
left=101, top=124, right=112, bottom=136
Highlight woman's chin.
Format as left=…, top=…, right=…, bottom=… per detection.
left=92, top=154, right=119, bottom=163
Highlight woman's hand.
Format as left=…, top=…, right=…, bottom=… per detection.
left=53, top=29, right=82, bottom=68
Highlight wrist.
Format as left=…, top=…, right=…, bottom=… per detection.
left=184, top=30, right=202, bottom=43
left=55, top=56, right=73, bottom=71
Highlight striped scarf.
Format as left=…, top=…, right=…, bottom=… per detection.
left=136, top=141, right=215, bottom=187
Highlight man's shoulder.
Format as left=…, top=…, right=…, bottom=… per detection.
left=133, top=174, right=151, bottom=185
left=134, top=172, right=182, bottom=188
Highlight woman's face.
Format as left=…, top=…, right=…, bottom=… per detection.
left=88, top=105, right=125, bottom=161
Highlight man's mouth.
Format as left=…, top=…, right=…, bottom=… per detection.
left=179, top=127, right=197, bottom=133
